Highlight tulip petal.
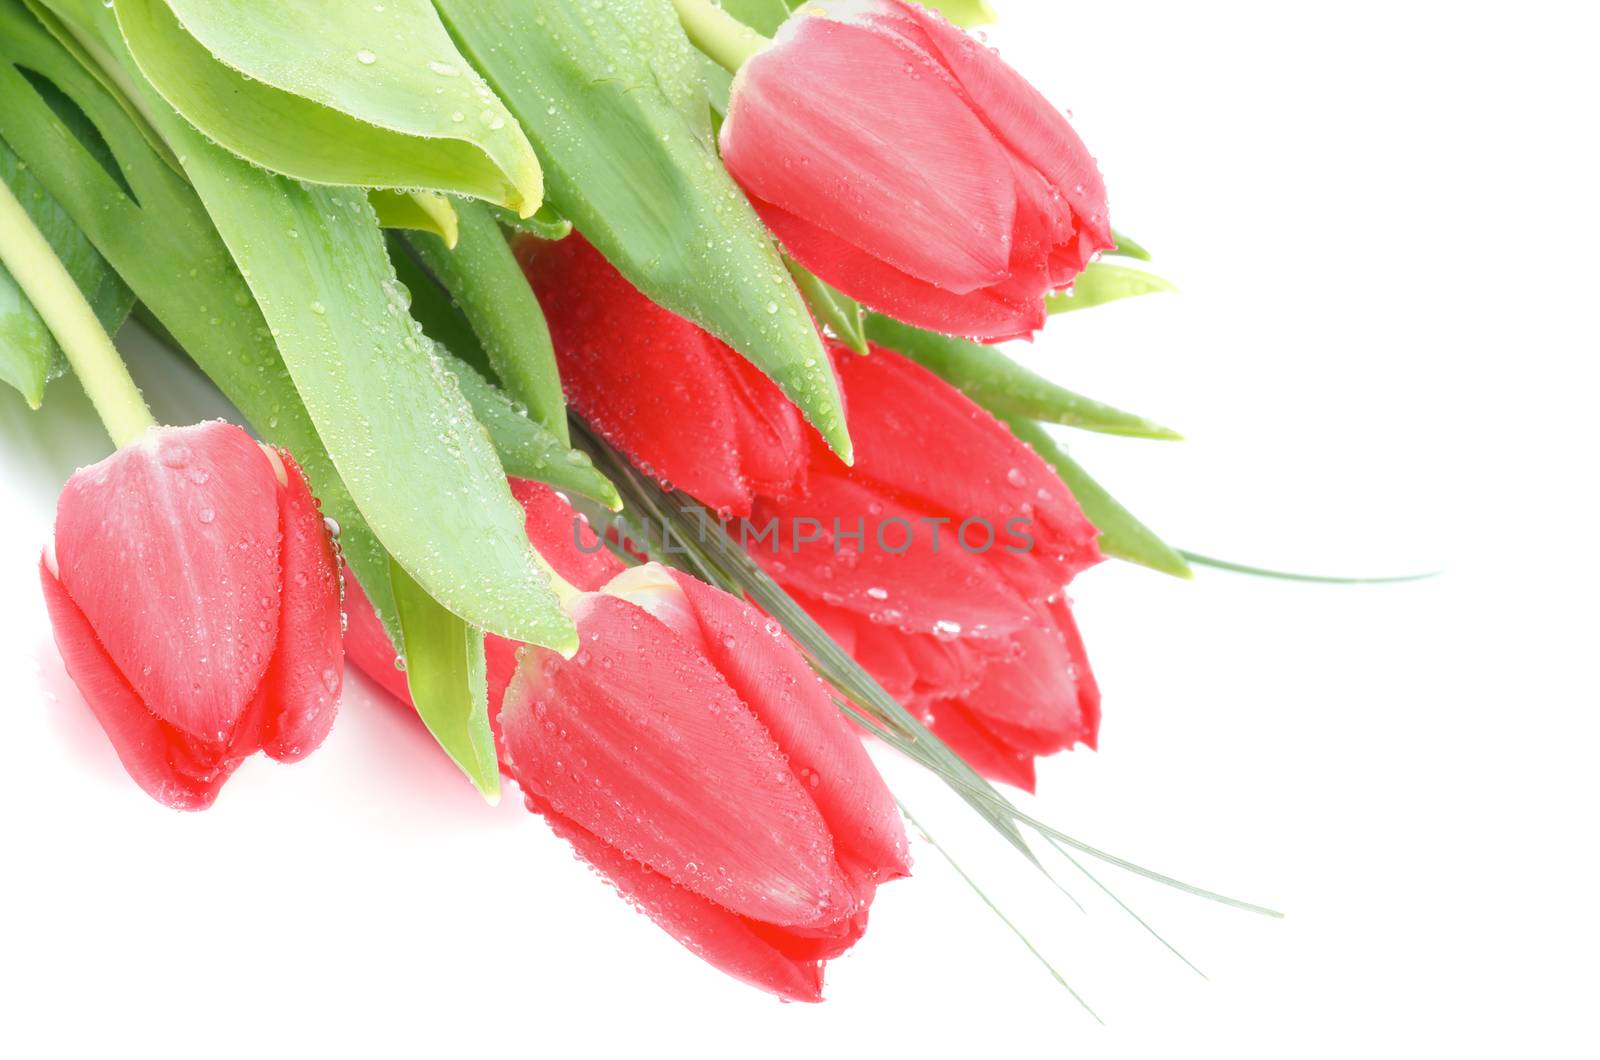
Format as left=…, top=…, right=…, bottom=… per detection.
left=533, top=799, right=825, bottom=1003
left=727, top=15, right=1015, bottom=293
left=341, top=570, right=413, bottom=706
left=753, top=196, right=1046, bottom=342
left=509, top=477, right=626, bottom=591
left=259, top=449, right=343, bottom=762
left=669, top=572, right=911, bottom=883
left=887, top=0, right=1114, bottom=251
left=501, top=596, right=845, bottom=927
left=754, top=469, right=1040, bottom=638
left=831, top=346, right=1102, bottom=591
left=939, top=606, right=1086, bottom=749
left=925, top=696, right=1038, bottom=792
left=520, top=236, right=806, bottom=516
left=53, top=422, right=281, bottom=741
left=40, top=559, right=238, bottom=809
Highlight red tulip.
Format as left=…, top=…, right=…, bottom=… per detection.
left=501, top=562, right=909, bottom=1001
left=343, top=481, right=908, bottom=1000
left=720, top=0, right=1114, bottom=341
left=39, top=421, right=343, bottom=810
left=518, top=234, right=811, bottom=518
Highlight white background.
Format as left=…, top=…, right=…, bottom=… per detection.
left=3, top=1, right=1596, bottom=1056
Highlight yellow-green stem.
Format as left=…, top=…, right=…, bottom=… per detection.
left=670, top=0, right=772, bottom=73
left=0, top=175, right=155, bottom=447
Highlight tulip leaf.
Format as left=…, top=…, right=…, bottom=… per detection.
left=786, top=258, right=867, bottom=355
left=435, top=0, right=851, bottom=461
left=1109, top=229, right=1152, bottom=261
left=492, top=203, right=574, bottom=242
left=370, top=190, right=459, bottom=249
left=921, top=0, right=999, bottom=27
left=725, top=0, right=793, bottom=35
left=403, top=202, right=567, bottom=442
left=862, top=313, right=1183, bottom=439
left=0, top=0, right=400, bottom=631
left=108, top=0, right=542, bottom=214
left=0, top=130, right=132, bottom=407
left=779, top=0, right=996, bottom=27
left=388, top=558, right=501, bottom=802
left=387, top=232, right=492, bottom=374
left=167, top=156, right=575, bottom=650
left=447, top=353, right=621, bottom=511
left=0, top=256, right=56, bottom=408
left=1047, top=262, right=1177, bottom=314
left=1004, top=418, right=1192, bottom=579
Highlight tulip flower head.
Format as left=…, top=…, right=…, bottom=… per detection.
left=39, top=421, right=344, bottom=810
left=502, top=561, right=910, bottom=1001
left=344, top=482, right=909, bottom=1000
left=720, top=0, right=1114, bottom=341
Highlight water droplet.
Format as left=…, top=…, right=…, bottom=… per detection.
left=356, top=50, right=377, bottom=65
left=428, top=61, right=460, bottom=77
left=865, top=586, right=889, bottom=601
left=1006, top=467, right=1028, bottom=488
left=197, top=507, right=215, bottom=524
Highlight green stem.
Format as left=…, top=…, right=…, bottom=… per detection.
left=0, top=175, right=155, bottom=447
left=670, top=0, right=772, bottom=73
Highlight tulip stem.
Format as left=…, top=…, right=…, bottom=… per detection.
left=670, top=0, right=772, bottom=73
left=0, top=175, right=156, bottom=448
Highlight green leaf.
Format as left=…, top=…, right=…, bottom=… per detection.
left=780, top=0, right=996, bottom=26
left=369, top=190, right=459, bottom=248
left=436, top=0, right=851, bottom=461
left=491, top=202, right=573, bottom=242
left=723, top=0, right=793, bottom=35
left=387, top=231, right=492, bottom=377
left=1109, top=228, right=1152, bottom=261
left=388, top=558, right=501, bottom=802
left=786, top=258, right=866, bottom=355
left=168, top=155, right=574, bottom=650
left=110, top=0, right=542, bottom=213
left=1046, top=261, right=1177, bottom=314
left=403, top=201, right=567, bottom=441
left=863, top=313, right=1183, bottom=439
left=448, top=353, right=620, bottom=511
left=0, top=1, right=402, bottom=631
left=921, top=0, right=998, bottom=26
left=0, top=131, right=132, bottom=407
left=1004, top=418, right=1192, bottom=579
left=0, top=255, right=55, bottom=408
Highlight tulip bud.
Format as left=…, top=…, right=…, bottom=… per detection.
left=343, top=484, right=909, bottom=1000
left=720, top=0, right=1114, bottom=341
left=39, top=421, right=343, bottom=809
left=502, top=563, right=908, bottom=1001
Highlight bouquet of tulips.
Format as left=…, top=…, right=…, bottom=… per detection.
left=1, top=0, right=1293, bottom=1003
